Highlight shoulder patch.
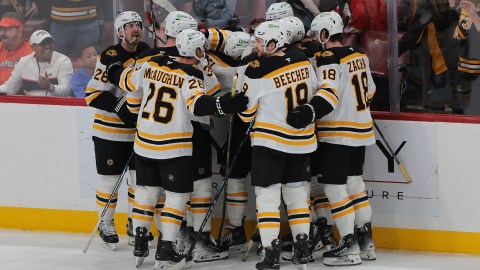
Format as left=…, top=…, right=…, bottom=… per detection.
left=248, top=60, right=260, bottom=68
left=106, top=49, right=117, bottom=57
left=321, top=51, right=334, bottom=57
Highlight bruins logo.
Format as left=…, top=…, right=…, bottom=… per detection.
left=107, top=159, right=114, bottom=166
left=248, top=60, right=260, bottom=68
left=106, top=49, right=117, bottom=57
left=321, top=51, right=334, bottom=57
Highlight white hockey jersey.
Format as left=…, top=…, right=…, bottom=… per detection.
left=117, top=55, right=206, bottom=159
left=206, top=51, right=240, bottom=96
left=314, top=46, right=376, bottom=146
left=239, top=49, right=318, bottom=154
left=85, top=42, right=150, bottom=142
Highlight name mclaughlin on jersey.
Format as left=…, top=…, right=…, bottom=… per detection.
left=143, top=67, right=185, bottom=88
left=273, top=67, right=310, bottom=88
left=347, top=58, right=367, bottom=73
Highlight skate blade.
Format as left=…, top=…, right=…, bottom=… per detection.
left=241, top=240, right=255, bottom=261
left=101, top=242, right=117, bottom=251
left=296, top=264, right=307, bottom=270
left=307, top=254, right=315, bottom=263
left=227, top=244, right=247, bottom=255
left=157, top=258, right=189, bottom=270
left=313, top=242, right=324, bottom=251
left=323, top=254, right=362, bottom=266
left=128, top=236, right=135, bottom=247
left=360, top=250, right=376, bottom=260
left=280, top=251, right=293, bottom=262
left=136, top=257, right=145, bottom=268
left=193, top=250, right=229, bottom=262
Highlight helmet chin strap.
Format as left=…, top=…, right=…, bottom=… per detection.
left=317, top=30, right=330, bottom=51
left=264, top=41, right=278, bottom=57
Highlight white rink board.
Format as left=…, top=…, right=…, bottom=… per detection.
left=1, top=103, right=480, bottom=233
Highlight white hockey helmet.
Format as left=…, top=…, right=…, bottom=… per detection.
left=114, top=11, right=143, bottom=39
left=164, top=11, right=198, bottom=38
left=310, top=12, right=344, bottom=39
left=224, top=32, right=253, bottom=59
left=266, top=2, right=294, bottom=21
left=280, top=16, right=305, bottom=43
left=254, top=21, right=287, bottom=54
left=176, top=29, right=206, bottom=58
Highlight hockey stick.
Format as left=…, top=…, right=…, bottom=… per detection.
left=217, top=75, right=238, bottom=241
left=373, top=119, right=412, bottom=183
left=82, top=152, right=134, bottom=253
left=242, top=225, right=259, bottom=261
left=171, top=120, right=254, bottom=270
left=150, top=0, right=158, bottom=48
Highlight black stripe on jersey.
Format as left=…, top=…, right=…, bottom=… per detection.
left=258, top=217, right=281, bottom=223
left=94, top=119, right=127, bottom=128
left=155, top=203, right=164, bottom=208
left=160, top=211, right=183, bottom=221
left=252, top=127, right=315, bottom=140
left=96, top=195, right=117, bottom=204
left=136, top=133, right=192, bottom=146
left=330, top=200, right=355, bottom=214
left=227, top=198, right=248, bottom=204
left=132, top=208, right=154, bottom=216
left=313, top=197, right=329, bottom=205
left=245, top=49, right=309, bottom=79
left=239, top=111, right=256, bottom=119
left=288, top=213, right=310, bottom=220
left=320, top=87, right=339, bottom=100
left=316, top=126, right=373, bottom=133
left=128, top=103, right=141, bottom=109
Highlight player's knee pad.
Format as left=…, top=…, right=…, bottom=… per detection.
left=227, top=178, right=246, bottom=194
left=282, top=181, right=308, bottom=206
left=135, top=186, right=163, bottom=205
left=255, top=184, right=281, bottom=208
left=192, top=177, right=212, bottom=199
left=98, top=174, right=120, bottom=191
left=128, top=170, right=137, bottom=187
left=324, top=184, right=349, bottom=204
left=346, top=175, right=365, bottom=195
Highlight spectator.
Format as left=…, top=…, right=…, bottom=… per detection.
left=193, top=0, right=237, bottom=27
left=70, top=44, right=97, bottom=98
left=0, top=12, right=32, bottom=84
left=46, top=0, right=113, bottom=57
left=0, top=29, right=73, bottom=96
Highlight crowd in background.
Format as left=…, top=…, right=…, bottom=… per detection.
left=0, top=0, right=479, bottom=114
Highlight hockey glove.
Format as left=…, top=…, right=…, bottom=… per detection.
left=215, top=91, right=249, bottom=117
left=114, top=96, right=137, bottom=128
left=287, top=104, right=316, bottom=129
left=106, top=61, right=124, bottom=85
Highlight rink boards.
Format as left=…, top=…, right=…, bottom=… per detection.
left=1, top=96, right=480, bottom=254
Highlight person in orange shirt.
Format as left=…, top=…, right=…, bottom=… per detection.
left=0, top=12, right=32, bottom=84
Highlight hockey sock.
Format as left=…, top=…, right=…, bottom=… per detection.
left=346, top=176, right=372, bottom=228
left=226, top=178, right=248, bottom=227
left=311, top=180, right=334, bottom=225
left=127, top=170, right=136, bottom=222
left=255, top=184, right=281, bottom=248
left=282, top=181, right=310, bottom=240
left=154, top=191, right=166, bottom=232
left=324, top=184, right=355, bottom=237
left=160, top=191, right=190, bottom=242
left=132, top=186, right=163, bottom=234
left=190, top=177, right=213, bottom=232
left=96, top=174, right=120, bottom=220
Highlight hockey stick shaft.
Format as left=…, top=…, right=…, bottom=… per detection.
left=172, top=120, right=254, bottom=270
left=82, top=152, right=134, bottom=253
left=217, top=76, right=238, bottom=240
left=242, top=225, right=259, bottom=261
left=373, top=120, right=412, bottom=183
left=150, top=0, right=158, bottom=48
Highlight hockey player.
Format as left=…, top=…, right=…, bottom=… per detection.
left=266, top=2, right=295, bottom=21
left=85, top=11, right=150, bottom=250
left=238, top=21, right=318, bottom=270
left=106, top=29, right=248, bottom=269
left=134, top=11, right=230, bottom=263
left=203, top=31, right=254, bottom=253
left=286, top=12, right=376, bottom=266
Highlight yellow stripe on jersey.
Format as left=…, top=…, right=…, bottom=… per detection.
left=255, top=122, right=314, bottom=135
left=251, top=133, right=317, bottom=146
left=136, top=130, right=192, bottom=140
left=94, top=113, right=123, bottom=123
left=210, top=29, right=220, bottom=51
left=206, top=83, right=221, bottom=96
left=135, top=137, right=192, bottom=151
left=208, top=53, right=229, bottom=67
left=339, top=52, right=366, bottom=63
left=85, top=90, right=101, bottom=104
left=93, top=124, right=136, bottom=135
left=319, top=83, right=339, bottom=96
left=317, top=90, right=338, bottom=107
left=51, top=13, right=96, bottom=21
left=52, top=6, right=96, bottom=12
left=263, top=61, right=311, bottom=78
left=460, top=57, right=480, bottom=64
left=316, top=120, right=372, bottom=128
left=317, top=131, right=374, bottom=139
left=148, top=62, right=189, bottom=76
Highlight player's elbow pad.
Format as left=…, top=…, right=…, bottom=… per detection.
left=310, top=96, right=334, bottom=119
left=193, top=95, right=216, bottom=116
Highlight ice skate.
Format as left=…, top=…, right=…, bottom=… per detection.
left=242, top=227, right=260, bottom=261
left=127, top=219, right=154, bottom=247
left=292, top=233, right=309, bottom=270
left=98, top=219, right=119, bottom=250
left=308, top=221, right=323, bottom=252
left=154, top=240, right=185, bottom=270
left=280, top=233, right=293, bottom=261
left=256, top=239, right=280, bottom=270
left=217, top=224, right=247, bottom=254
left=176, top=221, right=188, bottom=253
left=358, top=222, right=376, bottom=260
left=190, top=231, right=229, bottom=262
left=134, top=227, right=150, bottom=268
left=317, top=217, right=337, bottom=250
left=322, top=233, right=361, bottom=266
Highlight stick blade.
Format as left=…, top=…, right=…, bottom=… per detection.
left=169, top=258, right=188, bottom=270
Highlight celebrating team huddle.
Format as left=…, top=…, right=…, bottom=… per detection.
left=86, top=2, right=376, bottom=270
